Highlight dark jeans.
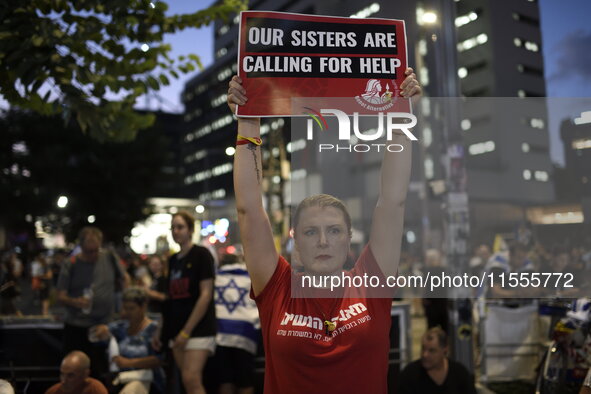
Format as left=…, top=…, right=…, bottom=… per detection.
left=63, top=323, right=108, bottom=381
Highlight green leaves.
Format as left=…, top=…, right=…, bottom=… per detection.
left=31, top=35, right=44, bottom=46
left=146, top=75, right=160, bottom=90
left=0, top=0, right=247, bottom=142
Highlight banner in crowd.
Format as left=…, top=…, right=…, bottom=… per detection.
left=236, top=11, right=409, bottom=117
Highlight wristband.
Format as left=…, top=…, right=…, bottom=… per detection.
left=179, top=330, right=190, bottom=339
left=237, top=135, right=262, bottom=146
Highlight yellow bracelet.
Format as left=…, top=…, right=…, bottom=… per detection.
left=179, top=330, right=190, bottom=339
left=237, top=135, right=262, bottom=146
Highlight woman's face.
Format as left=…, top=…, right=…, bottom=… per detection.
left=149, top=257, right=163, bottom=276
left=171, top=215, right=192, bottom=245
left=121, top=301, right=145, bottom=324
left=294, top=206, right=350, bottom=275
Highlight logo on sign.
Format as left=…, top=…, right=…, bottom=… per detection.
left=355, top=79, right=399, bottom=111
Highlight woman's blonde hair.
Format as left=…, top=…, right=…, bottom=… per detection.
left=293, top=194, right=352, bottom=236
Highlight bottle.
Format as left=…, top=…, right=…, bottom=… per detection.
left=82, top=287, right=93, bottom=315
left=108, top=337, right=120, bottom=372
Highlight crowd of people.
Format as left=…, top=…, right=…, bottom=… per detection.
left=0, top=218, right=259, bottom=394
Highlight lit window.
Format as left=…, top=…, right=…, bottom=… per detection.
left=211, top=115, right=233, bottom=131
left=424, top=157, right=434, bottom=179
left=574, top=111, right=591, bottom=125
left=287, top=139, right=307, bottom=153
left=193, top=125, right=212, bottom=139
left=199, top=189, right=226, bottom=201
left=457, top=33, right=488, bottom=52
left=524, top=41, right=539, bottom=52
left=217, top=67, right=232, bottom=81
left=523, top=169, right=531, bottom=180
left=534, top=170, right=548, bottom=182
left=461, top=119, right=472, bottom=131
left=350, top=3, right=380, bottom=18
left=514, top=37, right=539, bottom=52
left=419, top=66, right=429, bottom=86
left=514, top=38, right=522, bottom=47
left=211, top=93, right=228, bottom=108
left=418, top=39, right=427, bottom=56
left=212, top=163, right=233, bottom=176
left=529, top=118, right=545, bottom=129
left=455, top=11, right=478, bottom=27
left=423, top=127, right=433, bottom=147
left=421, top=99, right=431, bottom=116
left=216, top=47, right=228, bottom=59
left=291, top=169, right=307, bottom=181
left=468, top=140, right=495, bottom=155
left=572, top=139, right=591, bottom=150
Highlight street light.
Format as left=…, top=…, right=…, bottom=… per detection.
left=422, top=11, right=438, bottom=25
left=57, top=195, right=68, bottom=208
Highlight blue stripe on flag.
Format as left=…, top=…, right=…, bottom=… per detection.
left=217, top=318, right=259, bottom=342
left=217, top=269, right=250, bottom=276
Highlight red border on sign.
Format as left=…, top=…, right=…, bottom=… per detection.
left=236, top=11, right=409, bottom=117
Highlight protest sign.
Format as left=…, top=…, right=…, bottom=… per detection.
left=236, top=11, right=409, bottom=117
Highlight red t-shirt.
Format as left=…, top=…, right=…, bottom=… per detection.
left=253, top=244, right=394, bottom=394
left=45, top=377, right=107, bottom=394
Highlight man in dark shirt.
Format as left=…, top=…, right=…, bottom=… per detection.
left=398, top=327, right=476, bottom=394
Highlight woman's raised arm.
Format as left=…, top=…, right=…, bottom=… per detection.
left=369, top=68, right=420, bottom=278
left=228, top=75, right=278, bottom=295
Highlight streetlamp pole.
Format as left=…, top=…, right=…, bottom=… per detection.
left=419, top=0, right=473, bottom=370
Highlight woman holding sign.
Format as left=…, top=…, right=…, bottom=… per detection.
left=228, top=68, right=420, bottom=393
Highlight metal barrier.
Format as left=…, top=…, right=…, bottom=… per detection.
left=0, top=318, right=64, bottom=393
